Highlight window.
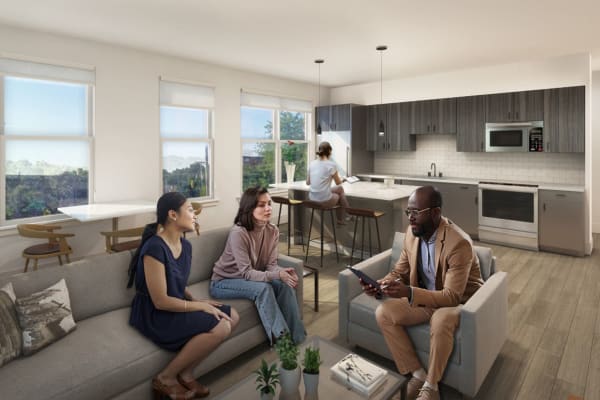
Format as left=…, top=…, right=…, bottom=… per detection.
left=159, top=79, right=214, bottom=199
left=240, top=92, right=311, bottom=190
left=0, top=58, right=94, bottom=224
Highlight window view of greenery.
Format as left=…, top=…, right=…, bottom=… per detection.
left=160, top=106, right=211, bottom=198
left=4, top=77, right=90, bottom=220
left=241, top=107, right=308, bottom=190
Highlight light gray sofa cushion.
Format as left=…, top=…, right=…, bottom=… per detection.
left=187, top=227, right=230, bottom=283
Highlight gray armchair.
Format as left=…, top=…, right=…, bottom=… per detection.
left=338, top=232, right=508, bottom=397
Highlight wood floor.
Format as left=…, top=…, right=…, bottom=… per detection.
left=202, top=233, right=599, bottom=400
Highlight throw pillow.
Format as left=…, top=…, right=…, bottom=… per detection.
left=0, top=282, right=22, bottom=367
left=15, top=278, right=77, bottom=356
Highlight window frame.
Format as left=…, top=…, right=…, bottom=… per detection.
left=159, top=80, right=215, bottom=201
left=0, top=73, right=95, bottom=227
left=240, top=104, right=312, bottom=190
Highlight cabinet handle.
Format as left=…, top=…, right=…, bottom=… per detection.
left=555, top=193, right=566, bottom=198
left=475, top=196, right=478, bottom=205
left=427, top=125, right=430, bottom=132
left=460, top=186, right=468, bottom=190
left=481, top=141, right=484, bottom=151
left=433, top=124, right=436, bottom=132
left=515, top=111, right=519, bottom=120
left=543, top=203, right=546, bottom=212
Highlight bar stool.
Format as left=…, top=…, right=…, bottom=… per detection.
left=347, top=207, right=385, bottom=264
left=271, top=196, right=304, bottom=255
left=303, top=200, right=340, bottom=268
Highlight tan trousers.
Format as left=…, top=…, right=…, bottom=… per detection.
left=375, top=298, right=461, bottom=384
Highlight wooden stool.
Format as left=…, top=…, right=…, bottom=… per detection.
left=303, top=200, right=340, bottom=268
left=347, top=207, right=385, bottom=264
left=271, top=196, right=304, bottom=255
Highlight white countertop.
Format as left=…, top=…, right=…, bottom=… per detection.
left=58, top=200, right=156, bottom=222
left=355, top=173, right=585, bottom=192
left=270, top=181, right=420, bottom=201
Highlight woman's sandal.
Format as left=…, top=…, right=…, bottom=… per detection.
left=152, top=377, right=195, bottom=400
left=177, top=375, right=210, bottom=398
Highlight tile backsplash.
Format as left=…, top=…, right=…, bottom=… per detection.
left=373, top=134, right=585, bottom=185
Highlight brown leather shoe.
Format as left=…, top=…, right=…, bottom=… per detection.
left=152, top=377, right=195, bottom=400
left=177, top=375, right=210, bottom=398
left=406, top=376, right=425, bottom=400
left=416, top=386, right=440, bottom=400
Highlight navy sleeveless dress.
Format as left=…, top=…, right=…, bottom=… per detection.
left=129, top=235, right=231, bottom=351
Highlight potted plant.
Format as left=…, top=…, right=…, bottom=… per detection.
left=302, top=346, right=322, bottom=397
left=254, top=359, right=279, bottom=400
left=283, top=140, right=296, bottom=183
left=275, top=332, right=300, bottom=396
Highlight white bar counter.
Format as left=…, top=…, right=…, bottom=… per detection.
left=270, top=181, right=420, bottom=201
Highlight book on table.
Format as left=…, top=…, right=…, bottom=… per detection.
left=330, top=353, right=388, bottom=397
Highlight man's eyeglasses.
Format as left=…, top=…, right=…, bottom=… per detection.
left=404, top=207, right=436, bottom=217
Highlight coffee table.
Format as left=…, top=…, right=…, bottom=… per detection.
left=212, top=336, right=407, bottom=399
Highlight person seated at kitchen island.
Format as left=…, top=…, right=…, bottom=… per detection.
left=210, top=186, right=306, bottom=344
left=128, top=192, right=239, bottom=399
left=361, top=185, right=484, bottom=400
left=306, top=141, right=351, bottom=224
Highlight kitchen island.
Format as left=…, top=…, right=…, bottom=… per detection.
left=270, top=181, right=420, bottom=259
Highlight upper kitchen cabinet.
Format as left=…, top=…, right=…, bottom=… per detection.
left=543, top=86, right=585, bottom=153
left=366, top=103, right=415, bottom=152
left=315, top=105, right=331, bottom=132
left=410, top=98, right=456, bottom=134
left=456, top=95, right=486, bottom=152
left=315, top=104, right=354, bottom=132
left=486, top=90, right=544, bottom=122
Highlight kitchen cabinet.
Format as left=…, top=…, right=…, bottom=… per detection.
left=486, top=90, right=544, bottom=122
left=315, top=104, right=353, bottom=132
left=543, top=86, right=585, bottom=153
left=538, top=189, right=585, bottom=256
left=456, top=95, right=486, bottom=152
left=366, top=103, right=415, bottom=152
left=410, top=98, right=456, bottom=134
left=400, top=180, right=478, bottom=239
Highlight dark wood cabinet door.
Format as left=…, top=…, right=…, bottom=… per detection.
left=398, top=102, right=416, bottom=151
left=365, top=105, right=378, bottom=151
left=386, top=103, right=400, bottom=151
left=330, top=104, right=352, bottom=131
left=437, top=98, right=457, bottom=133
left=411, top=100, right=430, bottom=134
left=558, top=86, right=585, bottom=153
left=539, top=190, right=585, bottom=255
left=517, top=90, right=544, bottom=121
left=315, top=106, right=331, bottom=132
left=486, top=93, right=513, bottom=122
left=543, top=86, right=584, bottom=153
left=456, top=95, right=486, bottom=152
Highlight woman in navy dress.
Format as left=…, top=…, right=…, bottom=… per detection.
left=128, top=192, right=239, bottom=399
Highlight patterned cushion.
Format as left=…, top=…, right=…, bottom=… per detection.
left=0, top=283, right=22, bottom=366
left=15, top=278, right=77, bottom=356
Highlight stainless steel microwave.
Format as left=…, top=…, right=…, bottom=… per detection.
left=485, top=121, right=544, bottom=152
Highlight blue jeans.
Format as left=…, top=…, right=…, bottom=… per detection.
left=210, top=278, right=306, bottom=344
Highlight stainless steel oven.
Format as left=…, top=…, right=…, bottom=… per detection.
left=478, top=182, right=538, bottom=250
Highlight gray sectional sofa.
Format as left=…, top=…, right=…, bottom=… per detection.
left=0, top=227, right=304, bottom=400
left=338, top=232, right=507, bottom=398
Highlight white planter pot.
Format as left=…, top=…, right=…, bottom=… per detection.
left=303, top=372, right=319, bottom=399
left=284, top=162, right=296, bottom=184
left=259, top=392, right=274, bottom=400
left=278, top=364, right=301, bottom=399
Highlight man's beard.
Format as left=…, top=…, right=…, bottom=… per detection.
left=411, top=219, right=433, bottom=238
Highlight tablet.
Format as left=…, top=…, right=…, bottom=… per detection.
left=346, top=266, right=381, bottom=290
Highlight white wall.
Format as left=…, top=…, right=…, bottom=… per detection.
left=331, top=53, right=595, bottom=252
left=0, top=24, right=323, bottom=274
left=593, top=71, right=600, bottom=234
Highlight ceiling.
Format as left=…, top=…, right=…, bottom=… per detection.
left=0, top=0, right=599, bottom=87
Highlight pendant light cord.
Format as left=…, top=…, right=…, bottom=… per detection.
left=380, top=50, right=383, bottom=105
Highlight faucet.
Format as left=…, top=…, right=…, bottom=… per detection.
left=430, top=162, right=436, bottom=177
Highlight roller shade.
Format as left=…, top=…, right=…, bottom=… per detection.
left=160, top=80, right=215, bottom=108
left=0, top=57, right=95, bottom=84
left=241, top=91, right=312, bottom=112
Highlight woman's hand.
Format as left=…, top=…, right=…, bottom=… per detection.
left=279, top=268, right=299, bottom=288
left=196, top=301, right=232, bottom=321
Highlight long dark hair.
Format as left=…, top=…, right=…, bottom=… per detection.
left=316, top=141, right=332, bottom=158
left=235, top=186, right=269, bottom=231
left=127, top=192, right=187, bottom=288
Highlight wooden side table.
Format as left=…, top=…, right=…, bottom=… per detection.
left=302, top=264, right=319, bottom=312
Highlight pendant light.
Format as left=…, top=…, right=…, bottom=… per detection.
left=315, top=59, right=324, bottom=135
left=376, top=45, right=387, bottom=136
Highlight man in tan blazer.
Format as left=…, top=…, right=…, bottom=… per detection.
left=361, top=186, right=483, bottom=400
